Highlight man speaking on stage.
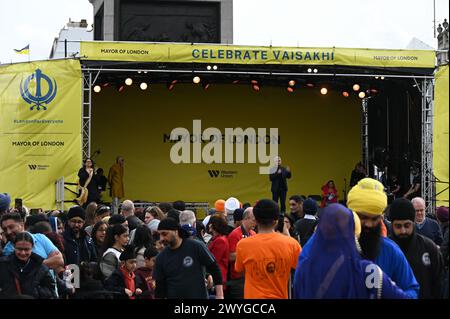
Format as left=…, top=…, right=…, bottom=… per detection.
left=269, top=156, right=292, bottom=213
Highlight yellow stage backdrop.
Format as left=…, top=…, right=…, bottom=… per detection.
left=434, top=65, right=449, bottom=206
left=0, top=60, right=82, bottom=210
left=92, top=84, right=361, bottom=211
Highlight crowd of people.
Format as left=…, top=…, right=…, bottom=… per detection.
left=0, top=176, right=448, bottom=299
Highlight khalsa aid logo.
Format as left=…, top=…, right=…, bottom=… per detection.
left=169, top=120, right=279, bottom=174
left=20, top=68, right=57, bottom=111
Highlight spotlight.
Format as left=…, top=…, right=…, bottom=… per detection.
left=380, top=76, right=385, bottom=80
left=101, top=83, right=110, bottom=88
left=288, top=80, right=296, bottom=87
left=193, top=76, right=201, bottom=84
left=143, top=71, right=148, bottom=74
left=353, top=84, right=360, bottom=91
left=359, top=91, right=366, bottom=99
left=370, top=89, right=378, bottom=94
left=125, top=78, right=133, bottom=86
left=307, top=68, right=312, bottom=73
left=375, top=76, right=379, bottom=79
left=287, top=87, right=295, bottom=93
left=93, top=85, right=101, bottom=93
left=320, top=88, right=328, bottom=95
left=207, top=65, right=212, bottom=70
left=342, top=91, right=349, bottom=97
left=137, top=71, right=142, bottom=74
left=118, top=85, right=125, bottom=93
left=140, top=82, right=148, bottom=90
left=213, top=65, right=218, bottom=70
left=232, top=80, right=240, bottom=84
left=252, top=84, right=260, bottom=92
left=202, top=82, right=211, bottom=90
left=313, top=68, right=318, bottom=73
left=306, top=83, right=315, bottom=88
left=251, top=80, right=258, bottom=85
left=167, top=80, right=177, bottom=91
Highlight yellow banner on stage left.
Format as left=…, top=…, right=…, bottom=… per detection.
left=80, top=41, right=436, bottom=69
left=0, top=59, right=82, bottom=210
left=434, top=65, right=449, bottom=206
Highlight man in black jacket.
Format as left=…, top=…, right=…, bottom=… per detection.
left=63, top=206, right=97, bottom=266
left=153, top=218, right=224, bottom=299
left=269, top=156, right=292, bottom=213
left=389, top=198, right=444, bottom=299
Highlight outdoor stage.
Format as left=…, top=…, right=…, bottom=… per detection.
left=0, top=41, right=447, bottom=214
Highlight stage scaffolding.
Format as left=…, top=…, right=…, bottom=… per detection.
left=80, top=66, right=436, bottom=216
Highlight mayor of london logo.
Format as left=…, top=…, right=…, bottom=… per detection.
left=20, top=68, right=57, bottom=111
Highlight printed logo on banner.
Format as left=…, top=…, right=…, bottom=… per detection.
left=208, top=170, right=220, bottom=178
left=28, top=164, right=50, bottom=171
left=207, top=170, right=238, bottom=178
left=20, top=68, right=57, bottom=111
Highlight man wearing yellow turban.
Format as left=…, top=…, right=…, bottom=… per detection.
left=347, top=178, right=419, bottom=299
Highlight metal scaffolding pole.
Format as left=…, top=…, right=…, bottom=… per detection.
left=421, top=78, right=435, bottom=216
left=361, top=98, right=370, bottom=173
left=82, top=72, right=92, bottom=160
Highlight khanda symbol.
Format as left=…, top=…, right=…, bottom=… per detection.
left=20, top=68, right=57, bottom=111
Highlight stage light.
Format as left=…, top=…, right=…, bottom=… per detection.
left=342, top=91, right=349, bottom=97
left=287, top=87, right=295, bottom=93
left=359, top=91, right=366, bottom=99
left=193, top=76, right=201, bottom=84
left=143, top=71, right=148, bottom=74
left=320, top=88, right=328, bottom=95
left=370, top=89, right=378, bottom=94
left=137, top=71, right=142, bottom=74
left=125, top=78, right=133, bottom=86
left=232, top=80, right=240, bottom=84
left=251, top=80, right=258, bottom=85
left=288, top=80, right=296, bottom=87
left=353, top=84, right=360, bottom=91
left=140, top=82, right=148, bottom=90
left=380, top=76, right=385, bottom=80
left=313, top=68, right=318, bottom=73
left=252, top=84, right=260, bottom=92
left=213, top=65, right=218, bottom=70
left=93, top=85, right=101, bottom=93
left=118, top=85, right=125, bottom=93
left=207, top=65, right=212, bottom=70
left=101, top=83, right=111, bottom=87
left=307, top=68, right=312, bottom=73
left=202, top=82, right=211, bottom=90
left=167, top=80, right=177, bottom=91
left=306, top=83, right=315, bottom=88
left=375, top=76, right=379, bottom=79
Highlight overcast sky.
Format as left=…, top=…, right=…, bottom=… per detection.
left=0, top=0, right=448, bottom=64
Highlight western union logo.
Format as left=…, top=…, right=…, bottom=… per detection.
left=208, top=170, right=220, bottom=178
left=28, top=164, right=50, bottom=171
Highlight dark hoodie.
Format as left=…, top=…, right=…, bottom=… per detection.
left=390, top=231, right=444, bottom=299
left=63, top=225, right=97, bottom=265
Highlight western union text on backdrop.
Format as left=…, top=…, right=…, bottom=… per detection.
left=192, top=49, right=334, bottom=61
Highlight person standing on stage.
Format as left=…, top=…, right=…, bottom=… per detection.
left=77, top=158, right=100, bottom=208
left=269, top=156, right=291, bottom=213
left=108, top=156, right=125, bottom=215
